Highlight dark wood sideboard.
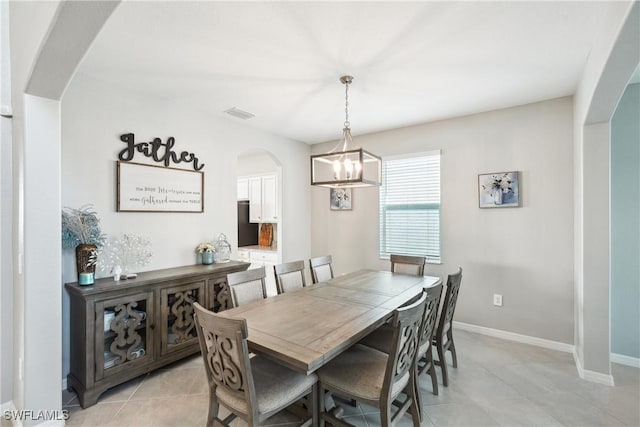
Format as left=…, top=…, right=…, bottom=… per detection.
left=65, top=260, right=250, bottom=408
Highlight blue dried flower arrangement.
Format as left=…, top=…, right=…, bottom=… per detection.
left=61, top=205, right=106, bottom=249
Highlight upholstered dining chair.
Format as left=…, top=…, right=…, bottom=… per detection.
left=358, top=282, right=443, bottom=420
left=274, top=260, right=307, bottom=294
left=226, top=267, right=268, bottom=308
left=193, top=303, right=318, bottom=427
left=317, top=293, right=427, bottom=427
left=433, top=267, right=463, bottom=387
left=309, top=255, right=334, bottom=284
left=390, top=254, right=426, bottom=276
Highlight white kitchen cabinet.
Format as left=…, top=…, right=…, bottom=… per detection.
left=248, top=177, right=262, bottom=222
left=237, top=248, right=250, bottom=262
left=261, top=175, right=277, bottom=222
left=248, top=250, right=278, bottom=296
left=237, top=178, right=249, bottom=200
left=246, top=174, right=278, bottom=223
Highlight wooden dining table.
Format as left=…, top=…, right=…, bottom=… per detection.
left=217, top=269, right=441, bottom=374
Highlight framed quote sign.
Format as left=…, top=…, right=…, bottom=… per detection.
left=117, top=161, right=204, bottom=212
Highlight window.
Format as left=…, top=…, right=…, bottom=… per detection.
left=379, top=152, right=441, bottom=263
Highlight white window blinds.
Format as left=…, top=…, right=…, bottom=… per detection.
left=379, top=152, right=441, bottom=263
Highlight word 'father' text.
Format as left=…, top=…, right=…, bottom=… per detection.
left=118, top=133, right=204, bottom=171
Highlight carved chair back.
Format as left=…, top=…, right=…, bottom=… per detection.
left=382, top=292, right=427, bottom=401
left=390, top=254, right=426, bottom=276
left=436, top=268, right=463, bottom=342
left=193, top=302, right=259, bottom=422
left=274, top=260, right=307, bottom=294
left=227, top=267, right=268, bottom=308
left=419, top=282, right=443, bottom=356
left=309, top=255, right=334, bottom=284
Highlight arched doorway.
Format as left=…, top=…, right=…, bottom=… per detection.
left=236, top=149, right=283, bottom=296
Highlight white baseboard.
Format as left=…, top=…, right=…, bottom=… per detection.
left=611, top=353, right=640, bottom=368
left=573, top=350, right=615, bottom=386
left=452, top=321, right=617, bottom=386
left=452, top=321, right=574, bottom=353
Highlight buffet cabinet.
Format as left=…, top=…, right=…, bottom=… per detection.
left=65, top=261, right=249, bottom=408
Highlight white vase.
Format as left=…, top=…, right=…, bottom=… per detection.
left=493, top=190, right=503, bottom=205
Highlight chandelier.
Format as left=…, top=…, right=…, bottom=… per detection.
left=310, top=75, right=382, bottom=188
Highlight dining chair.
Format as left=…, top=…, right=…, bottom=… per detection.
left=309, top=255, right=334, bottom=284
left=390, top=254, right=426, bottom=276
left=433, top=267, right=463, bottom=387
left=273, top=260, right=307, bottom=294
left=358, top=281, right=443, bottom=421
left=417, top=282, right=444, bottom=397
left=193, top=302, right=318, bottom=427
left=226, top=267, right=268, bottom=308
left=317, top=293, right=426, bottom=427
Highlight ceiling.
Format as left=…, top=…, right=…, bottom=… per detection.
left=78, top=1, right=619, bottom=145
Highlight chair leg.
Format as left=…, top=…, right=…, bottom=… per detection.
left=429, top=362, right=439, bottom=396
left=206, top=391, right=220, bottom=427
left=409, top=379, right=421, bottom=427
left=449, top=336, right=458, bottom=368
left=380, top=399, right=392, bottom=427
left=437, top=342, right=449, bottom=387
left=423, top=351, right=439, bottom=395
left=413, top=367, right=423, bottom=422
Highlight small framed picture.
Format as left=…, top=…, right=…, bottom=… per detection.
left=330, top=188, right=352, bottom=210
left=478, top=171, right=520, bottom=208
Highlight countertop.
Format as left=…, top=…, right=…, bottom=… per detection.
left=238, top=245, right=277, bottom=252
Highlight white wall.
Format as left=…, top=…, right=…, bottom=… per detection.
left=311, top=97, right=575, bottom=344
left=0, top=0, right=13, bottom=407
left=573, top=0, right=638, bottom=377
left=238, top=152, right=278, bottom=176
left=8, top=0, right=62, bottom=416
left=60, top=72, right=311, bottom=380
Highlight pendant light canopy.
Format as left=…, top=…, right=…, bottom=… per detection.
left=310, top=76, right=382, bottom=188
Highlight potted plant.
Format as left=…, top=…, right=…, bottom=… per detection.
left=62, top=205, right=106, bottom=285
left=196, top=242, right=215, bottom=265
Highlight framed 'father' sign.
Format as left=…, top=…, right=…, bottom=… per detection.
left=117, top=161, right=204, bottom=213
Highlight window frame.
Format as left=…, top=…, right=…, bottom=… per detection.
left=379, top=150, right=441, bottom=264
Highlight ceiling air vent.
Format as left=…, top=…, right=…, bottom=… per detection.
left=224, top=107, right=255, bottom=120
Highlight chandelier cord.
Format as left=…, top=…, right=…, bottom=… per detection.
left=328, top=75, right=354, bottom=154
left=344, top=80, right=350, bottom=129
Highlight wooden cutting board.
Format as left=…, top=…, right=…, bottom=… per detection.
left=259, top=223, right=273, bottom=247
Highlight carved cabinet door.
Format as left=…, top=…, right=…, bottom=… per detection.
left=209, top=276, right=231, bottom=312
left=95, top=291, right=155, bottom=381
left=160, top=280, right=206, bottom=355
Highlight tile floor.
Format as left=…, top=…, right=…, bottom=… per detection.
left=59, top=330, right=640, bottom=426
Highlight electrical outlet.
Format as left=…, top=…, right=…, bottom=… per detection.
left=493, top=294, right=503, bottom=307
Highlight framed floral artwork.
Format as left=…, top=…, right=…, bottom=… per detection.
left=478, top=171, right=520, bottom=208
left=330, top=188, right=352, bottom=210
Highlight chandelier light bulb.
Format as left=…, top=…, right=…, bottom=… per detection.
left=354, top=161, right=362, bottom=178
left=333, top=160, right=342, bottom=179
left=344, top=158, right=353, bottom=179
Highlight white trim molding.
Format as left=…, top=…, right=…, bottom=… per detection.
left=574, top=350, right=615, bottom=386
left=452, top=321, right=617, bottom=386
left=611, top=353, right=640, bottom=368
left=453, top=321, right=574, bottom=353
